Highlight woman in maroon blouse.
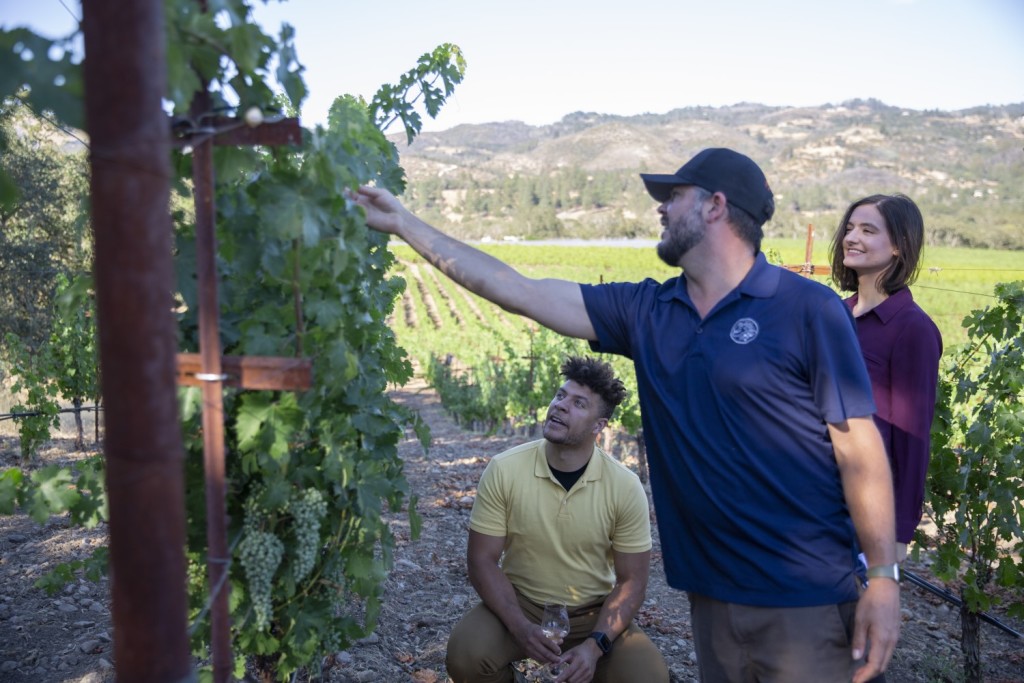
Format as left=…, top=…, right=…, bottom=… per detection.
left=829, top=194, right=943, bottom=562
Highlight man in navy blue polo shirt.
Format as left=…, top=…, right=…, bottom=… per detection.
left=355, top=148, right=900, bottom=683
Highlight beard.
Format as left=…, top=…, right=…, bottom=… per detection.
left=657, top=201, right=706, bottom=267
left=542, top=416, right=587, bottom=447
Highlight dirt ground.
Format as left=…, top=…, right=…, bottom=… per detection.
left=1, top=379, right=1022, bottom=682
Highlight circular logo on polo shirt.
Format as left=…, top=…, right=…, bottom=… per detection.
left=730, top=318, right=759, bottom=344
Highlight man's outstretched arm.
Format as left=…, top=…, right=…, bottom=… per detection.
left=354, top=186, right=597, bottom=340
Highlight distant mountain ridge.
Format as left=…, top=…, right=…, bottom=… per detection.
left=391, top=100, right=1024, bottom=249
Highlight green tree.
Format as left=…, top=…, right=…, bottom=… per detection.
left=926, top=280, right=1024, bottom=683
left=0, top=102, right=90, bottom=350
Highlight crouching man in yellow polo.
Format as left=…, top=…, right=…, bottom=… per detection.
left=445, top=356, right=669, bottom=683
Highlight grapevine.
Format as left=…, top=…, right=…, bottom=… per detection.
left=0, top=2, right=459, bottom=678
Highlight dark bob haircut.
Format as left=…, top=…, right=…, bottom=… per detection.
left=829, top=193, right=925, bottom=294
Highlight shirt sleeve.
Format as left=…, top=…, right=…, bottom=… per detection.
left=805, top=294, right=877, bottom=424
left=469, top=460, right=509, bottom=538
left=581, top=280, right=659, bottom=358
left=887, top=311, right=943, bottom=540
left=611, top=473, right=653, bottom=554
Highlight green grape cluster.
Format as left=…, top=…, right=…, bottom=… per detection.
left=238, top=529, right=284, bottom=631
left=289, top=488, right=328, bottom=583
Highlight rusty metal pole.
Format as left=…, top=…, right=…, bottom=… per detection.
left=190, top=91, right=234, bottom=683
left=81, top=1, right=193, bottom=681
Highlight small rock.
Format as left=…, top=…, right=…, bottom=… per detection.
left=395, top=558, right=423, bottom=572
left=355, top=671, right=378, bottom=683
left=457, top=495, right=474, bottom=508
left=7, top=533, right=29, bottom=544
left=57, top=603, right=78, bottom=613
left=414, top=614, right=443, bottom=628
left=411, top=669, right=439, bottom=683
left=356, top=632, right=380, bottom=646
left=78, top=639, right=100, bottom=654
left=0, top=661, right=18, bottom=672
left=333, top=651, right=353, bottom=665
left=73, top=620, right=96, bottom=628
left=97, top=659, right=114, bottom=671
left=89, top=602, right=107, bottom=614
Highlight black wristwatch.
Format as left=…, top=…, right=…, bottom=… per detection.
left=588, top=631, right=612, bottom=656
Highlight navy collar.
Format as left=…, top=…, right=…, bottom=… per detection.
left=660, top=252, right=780, bottom=305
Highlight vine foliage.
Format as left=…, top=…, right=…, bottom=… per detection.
left=1, top=0, right=465, bottom=679
left=2, top=274, right=99, bottom=458
left=173, top=93, right=433, bottom=679
left=926, top=280, right=1024, bottom=682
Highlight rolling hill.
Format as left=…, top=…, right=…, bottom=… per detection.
left=391, top=100, right=1024, bottom=249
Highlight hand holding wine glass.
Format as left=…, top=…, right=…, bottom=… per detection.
left=540, top=602, right=570, bottom=677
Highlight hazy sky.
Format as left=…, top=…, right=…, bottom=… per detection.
left=4, top=0, right=1023, bottom=132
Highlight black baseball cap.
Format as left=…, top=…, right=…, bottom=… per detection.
left=640, top=148, right=775, bottom=224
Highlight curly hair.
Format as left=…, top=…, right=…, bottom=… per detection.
left=560, top=356, right=627, bottom=419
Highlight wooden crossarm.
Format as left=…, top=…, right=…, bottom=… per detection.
left=176, top=353, right=312, bottom=390
left=171, top=116, right=302, bottom=147
left=781, top=263, right=832, bottom=276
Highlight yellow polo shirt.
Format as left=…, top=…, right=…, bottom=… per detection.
left=469, top=439, right=652, bottom=606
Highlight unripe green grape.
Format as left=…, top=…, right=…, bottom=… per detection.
left=238, top=530, right=284, bottom=631
left=289, top=488, right=328, bottom=582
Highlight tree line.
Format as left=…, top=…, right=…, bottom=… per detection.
left=401, top=165, right=1024, bottom=250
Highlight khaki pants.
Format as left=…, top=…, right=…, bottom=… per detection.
left=689, top=593, right=866, bottom=683
left=445, top=593, right=669, bottom=683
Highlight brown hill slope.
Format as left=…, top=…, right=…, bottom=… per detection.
left=392, top=101, right=1024, bottom=248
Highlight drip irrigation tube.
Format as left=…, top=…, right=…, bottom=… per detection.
left=902, top=569, right=1023, bottom=639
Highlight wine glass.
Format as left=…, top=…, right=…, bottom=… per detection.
left=540, top=602, right=570, bottom=678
